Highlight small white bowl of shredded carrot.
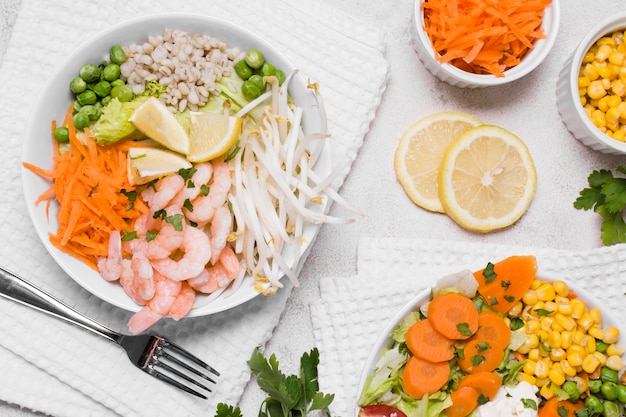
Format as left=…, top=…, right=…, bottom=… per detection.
left=557, top=13, right=626, bottom=155
left=412, top=0, right=560, bottom=88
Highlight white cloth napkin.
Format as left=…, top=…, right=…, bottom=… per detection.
left=0, top=0, right=388, bottom=415
left=310, top=237, right=626, bottom=417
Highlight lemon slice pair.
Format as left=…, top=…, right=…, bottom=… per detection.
left=394, top=112, right=537, bottom=232
left=126, top=97, right=242, bottom=185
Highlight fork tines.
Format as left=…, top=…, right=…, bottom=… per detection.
left=148, top=338, right=220, bottom=400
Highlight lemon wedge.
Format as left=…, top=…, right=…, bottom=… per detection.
left=127, top=147, right=192, bottom=186
left=128, top=97, right=190, bottom=155
left=187, top=112, right=242, bottom=163
left=438, top=125, right=537, bottom=232
left=394, top=112, right=483, bottom=213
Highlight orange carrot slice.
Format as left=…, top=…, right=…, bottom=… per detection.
left=538, top=397, right=584, bottom=417
left=474, top=310, right=511, bottom=351
left=458, top=371, right=502, bottom=401
left=457, top=338, right=505, bottom=374
left=446, top=386, right=480, bottom=417
left=406, top=319, right=454, bottom=363
left=473, top=255, right=538, bottom=314
left=402, top=356, right=450, bottom=399
left=428, top=293, right=479, bottom=340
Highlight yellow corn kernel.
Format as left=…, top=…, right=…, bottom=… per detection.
left=588, top=308, right=602, bottom=325
left=606, top=343, right=624, bottom=356
left=541, top=317, right=555, bottom=332
left=552, top=281, right=569, bottom=297
left=613, top=129, right=626, bottom=141
left=592, top=351, right=607, bottom=366
left=578, top=76, right=591, bottom=88
left=593, top=111, right=608, bottom=128
left=519, top=373, right=537, bottom=385
left=540, top=382, right=557, bottom=399
left=607, top=94, right=623, bottom=108
left=583, top=64, right=600, bottom=81
left=567, top=347, right=585, bottom=367
left=598, top=37, right=617, bottom=48
left=526, top=319, right=541, bottom=334
left=578, top=312, right=594, bottom=331
left=609, top=51, right=625, bottom=66
left=602, top=77, right=613, bottom=89
left=508, top=301, right=523, bottom=317
left=536, top=283, right=556, bottom=301
left=548, top=367, right=566, bottom=386
left=551, top=322, right=565, bottom=333
left=554, top=313, right=577, bottom=331
left=619, top=101, right=626, bottom=117
left=544, top=301, right=559, bottom=314
left=523, top=360, right=537, bottom=375
left=583, top=51, right=596, bottom=63
left=580, top=95, right=588, bottom=106
left=528, top=348, right=541, bottom=361
left=609, top=63, right=622, bottom=78
left=538, top=330, right=549, bottom=345
left=530, top=279, right=543, bottom=290
left=534, top=359, right=550, bottom=379
left=557, top=303, right=573, bottom=315
left=570, top=300, right=585, bottom=319
left=588, top=326, right=605, bottom=340
left=536, top=377, right=550, bottom=388
left=598, top=96, right=611, bottom=112
left=560, top=359, right=577, bottom=377
left=586, top=336, right=597, bottom=354
left=550, top=348, right=567, bottom=362
left=560, top=331, right=573, bottom=349
left=548, top=331, right=562, bottom=349
left=522, top=290, right=539, bottom=306
left=602, top=327, right=620, bottom=344
left=582, top=354, right=601, bottom=373
left=517, top=334, right=540, bottom=354
left=607, top=107, right=622, bottom=125
left=606, top=355, right=623, bottom=371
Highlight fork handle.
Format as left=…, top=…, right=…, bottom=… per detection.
left=0, top=266, right=121, bottom=343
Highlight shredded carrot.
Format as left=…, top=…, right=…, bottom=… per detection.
left=406, top=318, right=455, bottom=363
left=428, top=293, right=479, bottom=340
left=23, top=108, right=149, bottom=270
left=422, top=0, right=552, bottom=76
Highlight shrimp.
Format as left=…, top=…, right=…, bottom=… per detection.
left=169, top=282, right=196, bottom=320
left=209, top=205, right=233, bottom=265
left=184, top=160, right=231, bottom=223
left=171, top=163, right=213, bottom=207
left=188, top=245, right=239, bottom=294
left=149, top=174, right=185, bottom=212
left=131, top=251, right=155, bottom=300
left=151, top=226, right=211, bottom=281
left=97, top=230, right=122, bottom=281
left=145, top=205, right=184, bottom=260
left=127, top=273, right=182, bottom=334
left=120, top=259, right=145, bottom=306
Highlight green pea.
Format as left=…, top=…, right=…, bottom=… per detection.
left=79, top=63, right=101, bottom=83
left=53, top=126, right=69, bottom=143
left=562, top=380, right=580, bottom=402
left=110, top=85, right=134, bottom=102
left=241, top=80, right=261, bottom=100
left=69, top=76, right=87, bottom=94
left=590, top=379, right=603, bottom=393
left=235, top=59, right=253, bottom=80
left=110, top=79, right=125, bottom=88
left=275, top=69, right=286, bottom=85
left=602, top=381, right=619, bottom=401
left=596, top=340, right=609, bottom=353
left=248, top=74, right=265, bottom=91
left=109, top=45, right=126, bottom=65
left=601, top=367, right=619, bottom=384
left=244, top=48, right=264, bottom=69
left=260, top=62, right=276, bottom=77
left=76, top=90, right=97, bottom=106
left=79, top=105, right=99, bottom=121
left=103, top=63, right=121, bottom=81
left=602, top=400, right=620, bottom=417
left=73, top=100, right=82, bottom=112
left=617, top=385, right=626, bottom=404
left=92, top=80, right=111, bottom=98
left=585, top=395, right=604, bottom=414
left=73, top=112, right=90, bottom=130
left=101, top=96, right=112, bottom=107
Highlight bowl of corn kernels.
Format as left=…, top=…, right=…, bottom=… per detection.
left=557, top=13, right=626, bottom=154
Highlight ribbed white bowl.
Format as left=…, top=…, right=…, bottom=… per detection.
left=557, top=13, right=626, bottom=155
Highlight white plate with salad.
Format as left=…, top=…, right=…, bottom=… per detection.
left=356, top=256, right=626, bottom=417
left=20, top=13, right=350, bottom=325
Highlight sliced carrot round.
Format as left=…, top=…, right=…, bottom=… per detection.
left=474, top=310, right=511, bottom=351
left=538, top=397, right=584, bottom=417
left=457, top=338, right=505, bottom=374
left=406, top=319, right=454, bottom=363
left=428, top=293, right=479, bottom=340
left=402, top=356, right=450, bottom=399
left=458, top=371, right=502, bottom=401
left=446, top=386, right=480, bottom=417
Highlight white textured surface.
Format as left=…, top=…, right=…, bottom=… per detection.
left=0, top=0, right=387, bottom=416
left=311, top=237, right=626, bottom=416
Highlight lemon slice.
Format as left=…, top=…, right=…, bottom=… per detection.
left=394, top=112, right=483, bottom=212
left=187, top=112, right=242, bottom=163
left=129, top=97, right=190, bottom=155
left=127, top=147, right=192, bottom=186
left=438, top=125, right=537, bottom=232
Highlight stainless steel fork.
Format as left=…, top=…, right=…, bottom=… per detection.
left=0, top=266, right=219, bottom=399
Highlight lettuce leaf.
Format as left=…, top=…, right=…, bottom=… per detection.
left=92, top=97, right=148, bottom=145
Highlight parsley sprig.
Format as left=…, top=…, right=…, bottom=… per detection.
left=215, top=347, right=335, bottom=417
left=574, top=166, right=626, bottom=245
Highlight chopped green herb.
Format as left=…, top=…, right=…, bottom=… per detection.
left=455, top=347, right=465, bottom=360
left=88, top=183, right=99, bottom=197
left=146, top=230, right=158, bottom=242
left=521, top=398, right=537, bottom=410
left=121, top=230, right=137, bottom=241
left=477, top=393, right=490, bottom=405
left=130, top=153, right=147, bottom=160
left=503, top=295, right=515, bottom=303
left=471, top=354, right=485, bottom=367
left=224, top=143, right=241, bottom=162
left=557, top=405, right=568, bottom=417
left=178, top=167, right=196, bottom=180
left=500, top=280, right=511, bottom=290
left=165, top=214, right=184, bottom=231
left=490, top=297, right=499, bottom=306
left=483, top=262, right=497, bottom=284
left=476, top=342, right=491, bottom=353
left=534, top=308, right=552, bottom=316
left=456, top=322, right=473, bottom=337
left=201, top=184, right=210, bottom=196
left=510, top=317, right=524, bottom=331
left=183, top=198, right=194, bottom=212
left=153, top=209, right=167, bottom=220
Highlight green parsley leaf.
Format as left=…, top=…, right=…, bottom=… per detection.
left=201, top=184, right=210, bottom=196
left=503, top=295, right=515, bottom=303
left=153, top=209, right=167, bottom=220
left=471, top=354, right=485, bottom=367
left=509, top=317, right=524, bottom=331
left=88, top=183, right=99, bottom=197
left=490, top=297, right=499, bottom=306
left=121, top=230, right=137, bottom=241
left=183, top=198, right=194, bottom=212
left=165, top=214, right=184, bottom=232
left=476, top=342, right=491, bottom=353
left=483, top=262, right=497, bottom=284
left=477, top=393, right=490, bottom=405
left=146, top=230, right=158, bottom=242
left=215, top=403, right=243, bottom=417
left=521, top=398, right=537, bottom=410
left=178, top=167, right=196, bottom=181
left=534, top=308, right=552, bottom=316
left=455, top=347, right=465, bottom=360
left=557, top=405, right=569, bottom=417
left=500, top=280, right=511, bottom=290
left=456, top=322, right=473, bottom=337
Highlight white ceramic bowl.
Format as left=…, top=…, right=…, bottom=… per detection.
left=557, top=13, right=626, bottom=155
left=355, top=270, right=625, bottom=415
left=412, top=0, right=560, bottom=88
left=21, top=13, right=329, bottom=316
